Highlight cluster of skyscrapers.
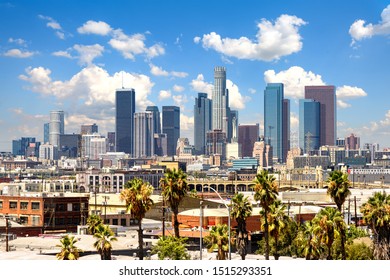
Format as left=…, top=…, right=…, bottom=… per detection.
left=11, top=65, right=341, bottom=168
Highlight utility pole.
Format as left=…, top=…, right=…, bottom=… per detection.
left=162, top=198, right=166, bottom=239
left=5, top=214, right=9, bottom=252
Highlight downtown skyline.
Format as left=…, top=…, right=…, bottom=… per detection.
left=1, top=1, right=390, bottom=152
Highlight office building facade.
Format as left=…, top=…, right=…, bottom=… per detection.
left=238, top=124, right=259, bottom=158
left=304, top=85, right=336, bottom=146
left=162, top=106, right=180, bottom=156
left=81, top=124, right=98, bottom=135
left=49, top=110, right=65, bottom=148
left=264, top=83, right=285, bottom=163
left=212, top=67, right=230, bottom=137
left=134, top=112, right=154, bottom=158
left=299, top=99, right=321, bottom=154
left=115, top=88, right=136, bottom=155
left=194, top=92, right=212, bottom=155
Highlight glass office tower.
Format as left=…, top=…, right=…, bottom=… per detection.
left=162, top=106, right=180, bottom=156
left=115, top=88, right=135, bottom=155
left=299, top=99, right=321, bottom=154
left=264, top=83, right=284, bottom=163
left=194, top=92, right=212, bottom=155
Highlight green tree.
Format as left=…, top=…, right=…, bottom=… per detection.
left=266, top=200, right=290, bottom=260
left=313, top=207, right=345, bottom=260
left=327, top=170, right=351, bottom=259
left=120, top=178, right=154, bottom=260
left=93, top=224, right=118, bottom=260
left=252, top=170, right=278, bottom=260
left=160, top=168, right=188, bottom=238
left=56, top=235, right=82, bottom=260
left=204, top=224, right=230, bottom=260
left=230, top=193, right=252, bottom=260
left=360, top=191, right=390, bottom=259
left=86, top=214, right=103, bottom=235
left=296, top=220, right=323, bottom=260
left=152, top=236, right=191, bottom=260
left=346, top=242, right=374, bottom=260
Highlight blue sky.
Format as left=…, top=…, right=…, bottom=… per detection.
left=0, top=0, right=389, bottom=152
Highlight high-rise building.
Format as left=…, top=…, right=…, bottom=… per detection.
left=146, top=106, right=161, bottom=134
left=212, top=67, right=229, bottom=137
left=162, top=106, right=180, bottom=156
left=59, top=134, right=81, bottom=158
left=345, top=133, right=360, bottom=150
left=304, top=86, right=336, bottom=146
left=12, top=137, right=36, bottom=156
left=264, top=83, right=285, bottom=163
left=253, top=140, right=273, bottom=170
left=299, top=99, right=321, bottom=154
left=115, top=88, right=136, bottom=155
left=282, top=99, right=290, bottom=162
left=81, top=133, right=106, bottom=159
left=194, top=92, right=212, bottom=155
left=206, top=129, right=226, bottom=159
left=134, top=112, right=154, bottom=158
left=238, top=124, right=259, bottom=158
left=43, top=123, right=50, bottom=144
left=39, top=143, right=58, bottom=160
left=107, top=132, right=115, bottom=152
left=154, top=133, right=168, bottom=156
left=229, top=110, right=239, bottom=143
left=49, top=110, right=65, bottom=148
left=81, top=124, right=98, bottom=135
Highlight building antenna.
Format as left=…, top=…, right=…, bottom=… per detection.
left=121, top=71, right=124, bottom=89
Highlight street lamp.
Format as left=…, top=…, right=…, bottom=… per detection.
left=204, top=185, right=231, bottom=260
left=199, top=200, right=203, bottom=260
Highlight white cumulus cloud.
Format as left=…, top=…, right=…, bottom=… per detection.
left=336, top=85, right=367, bottom=99
left=190, top=74, right=213, bottom=95
left=173, top=85, right=185, bottom=92
left=196, top=14, right=307, bottom=61
left=77, top=20, right=113, bottom=35
left=158, top=90, right=172, bottom=100
left=4, top=48, right=35, bottom=58
left=19, top=65, right=154, bottom=112
left=226, top=80, right=250, bottom=110
left=349, top=5, right=390, bottom=44
left=73, top=44, right=104, bottom=66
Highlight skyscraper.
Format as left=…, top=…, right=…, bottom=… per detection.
left=299, top=99, right=321, bottom=154
left=49, top=110, right=64, bottom=148
left=304, top=86, right=336, bottom=146
left=264, top=83, right=285, bottom=163
left=212, top=67, right=229, bottom=138
left=238, top=124, right=259, bottom=157
left=162, top=106, right=180, bottom=156
left=43, top=123, right=49, bottom=144
left=134, top=112, right=154, bottom=158
left=115, top=88, right=135, bottom=155
left=146, top=106, right=161, bottom=134
left=282, top=99, right=290, bottom=162
left=194, top=92, right=212, bottom=155
left=345, top=133, right=360, bottom=150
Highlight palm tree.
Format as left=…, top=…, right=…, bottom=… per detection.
left=327, top=170, right=351, bottom=212
left=159, top=168, right=188, bottom=238
left=313, top=207, right=345, bottom=260
left=86, top=214, right=103, bottom=235
left=360, top=191, right=390, bottom=259
left=120, top=178, right=154, bottom=260
left=297, top=220, right=322, bottom=260
left=230, top=193, right=253, bottom=260
left=152, top=236, right=191, bottom=260
left=204, top=224, right=230, bottom=260
left=266, top=200, right=289, bottom=260
left=326, top=170, right=351, bottom=260
left=56, top=235, right=82, bottom=260
left=93, top=224, right=118, bottom=260
left=252, top=170, right=278, bottom=260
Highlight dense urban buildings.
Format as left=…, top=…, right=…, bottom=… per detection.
left=238, top=124, right=260, bottom=158
left=115, top=88, right=136, bottom=155
left=212, top=66, right=229, bottom=136
left=134, top=112, right=154, bottom=158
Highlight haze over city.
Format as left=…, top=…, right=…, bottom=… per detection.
left=0, top=0, right=390, bottom=151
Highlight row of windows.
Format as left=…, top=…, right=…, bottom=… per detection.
left=0, top=200, right=40, bottom=210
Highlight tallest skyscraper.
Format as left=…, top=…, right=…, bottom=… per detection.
left=212, top=66, right=229, bottom=137
left=115, top=88, right=136, bottom=155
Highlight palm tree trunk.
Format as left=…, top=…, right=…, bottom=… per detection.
left=173, top=211, right=180, bottom=238
left=264, top=209, right=270, bottom=260
left=138, top=219, right=144, bottom=260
